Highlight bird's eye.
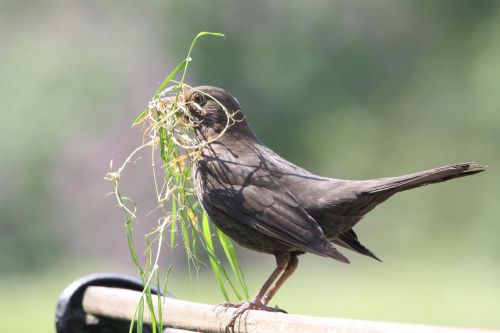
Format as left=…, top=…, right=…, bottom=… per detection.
left=192, top=93, right=205, bottom=105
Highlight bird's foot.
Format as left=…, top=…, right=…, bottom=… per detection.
left=214, top=301, right=242, bottom=313
left=225, top=300, right=287, bottom=332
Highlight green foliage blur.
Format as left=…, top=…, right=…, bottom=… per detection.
left=0, top=0, right=498, bottom=331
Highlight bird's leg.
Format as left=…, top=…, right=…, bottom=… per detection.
left=262, top=253, right=298, bottom=307
left=225, top=253, right=289, bottom=332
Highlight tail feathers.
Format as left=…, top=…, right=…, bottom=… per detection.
left=333, top=229, right=382, bottom=262
left=318, top=243, right=351, bottom=264
left=367, top=162, right=486, bottom=194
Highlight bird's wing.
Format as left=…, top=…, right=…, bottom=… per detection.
left=205, top=182, right=349, bottom=263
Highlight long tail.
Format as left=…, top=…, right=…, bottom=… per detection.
left=339, top=162, right=485, bottom=262
left=367, top=162, right=486, bottom=194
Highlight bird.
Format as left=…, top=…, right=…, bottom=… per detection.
left=179, top=85, right=486, bottom=330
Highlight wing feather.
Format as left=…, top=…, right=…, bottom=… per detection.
left=206, top=183, right=349, bottom=263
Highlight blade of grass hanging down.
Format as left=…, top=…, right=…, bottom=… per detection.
left=125, top=216, right=143, bottom=276
left=145, top=285, right=159, bottom=333
left=180, top=212, right=193, bottom=269
left=130, top=296, right=145, bottom=333
left=116, top=192, right=143, bottom=275
left=159, top=127, right=168, bottom=159
left=216, top=228, right=249, bottom=300
left=176, top=193, right=196, bottom=272
left=143, top=242, right=159, bottom=333
left=189, top=210, right=199, bottom=260
left=155, top=269, right=163, bottom=330
left=191, top=226, right=198, bottom=262
left=201, top=214, right=246, bottom=301
left=202, top=214, right=230, bottom=301
left=170, top=200, right=177, bottom=249
left=204, top=243, right=245, bottom=301
left=128, top=303, right=140, bottom=333
left=144, top=289, right=157, bottom=333
left=180, top=208, right=201, bottom=276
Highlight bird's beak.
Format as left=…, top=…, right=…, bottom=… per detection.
left=181, top=88, right=188, bottom=103
left=172, top=91, right=193, bottom=122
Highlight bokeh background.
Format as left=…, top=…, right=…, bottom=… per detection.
left=1, top=0, right=499, bottom=331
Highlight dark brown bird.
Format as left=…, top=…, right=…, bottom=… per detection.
left=182, top=85, right=485, bottom=329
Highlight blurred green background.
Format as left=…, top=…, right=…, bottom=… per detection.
left=0, top=0, right=499, bottom=331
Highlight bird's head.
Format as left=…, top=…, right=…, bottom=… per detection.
left=182, top=85, right=249, bottom=142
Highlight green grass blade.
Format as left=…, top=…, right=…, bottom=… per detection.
left=170, top=209, right=177, bottom=249
left=156, top=269, right=163, bottom=330
left=158, top=127, right=168, bottom=160
left=153, top=59, right=188, bottom=99
left=132, top=109, right=148, bottom=127
left=136, top=296, right=144, bottom=333
left=209, top=251, right=244, bottom=301
left=144, top=287, right=158, bottom=333
left=125, top=218, right=143, bottom=276
left=179, top=32, right=225, bottom=86
left=216, top=227, right=249, bottom=299
left=202, top=214, right=230, bottom=301
left=191, top=220, right=198, bottom=259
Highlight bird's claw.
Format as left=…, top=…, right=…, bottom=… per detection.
left=214, top=301, right=243, bottom=313
left=224, top=301, right=287, bottom=332
left=270, top=304, right=287, bottom=314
